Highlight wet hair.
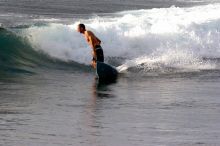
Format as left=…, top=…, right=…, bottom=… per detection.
left=78, top=23, right=85, bottom=30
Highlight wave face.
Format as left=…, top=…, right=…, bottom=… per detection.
left=2, top=3, right=220, bottom=75
left=0, top=28, right=85, bottom=76
left=0, top=28, right=40, bottom=74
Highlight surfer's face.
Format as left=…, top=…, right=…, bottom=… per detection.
left=77, top=25, right=84, bottom=33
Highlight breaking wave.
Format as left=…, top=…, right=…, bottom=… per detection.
left=2, top=3, right=220, bottom=76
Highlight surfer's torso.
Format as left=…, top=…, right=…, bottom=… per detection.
left=84, top=30, right=104, bottom=64
left=84, top=30, right=101, bottom=50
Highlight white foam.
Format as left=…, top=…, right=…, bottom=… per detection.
left=117, top=49, right=216, bottom=73
left=23, top=3, right=220, bottom=71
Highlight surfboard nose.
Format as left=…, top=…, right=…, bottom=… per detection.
left=96, top=62, right=118, bottom=82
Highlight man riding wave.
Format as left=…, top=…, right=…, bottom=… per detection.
left=77, top=24, right=104, bottom=68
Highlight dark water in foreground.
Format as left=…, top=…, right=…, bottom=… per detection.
left=1, top=70, right=220, bottom=146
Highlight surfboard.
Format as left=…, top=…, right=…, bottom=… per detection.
left=96, top=61, right=118, bottom=82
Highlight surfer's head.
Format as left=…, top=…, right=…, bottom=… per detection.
left=77, top=23, right=86, bottom=33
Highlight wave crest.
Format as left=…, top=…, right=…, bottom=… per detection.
left=13, top=4, right=220, bottom=73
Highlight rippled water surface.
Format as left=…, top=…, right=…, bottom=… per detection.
left=1, top=70, right=220, bottom=146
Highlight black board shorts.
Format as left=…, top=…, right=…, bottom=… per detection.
left=92, top=45, right=104, bottom=62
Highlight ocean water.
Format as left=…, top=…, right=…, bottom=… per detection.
left=1, top=0, right=220, bottom=145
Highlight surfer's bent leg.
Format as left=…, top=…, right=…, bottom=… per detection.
left=95, top=45, right=104, bottom=62
left=91, top=57, right=96, bottom=68
left=91, top=45, right=104, bottom=68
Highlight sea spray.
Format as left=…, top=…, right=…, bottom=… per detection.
left=22, top=4, right=220, bottom=72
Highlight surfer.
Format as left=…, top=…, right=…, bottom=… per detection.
left=77, top=23, right=104, bottom=68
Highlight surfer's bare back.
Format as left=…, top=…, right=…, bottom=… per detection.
left=77, top=24, right=104, bottom=68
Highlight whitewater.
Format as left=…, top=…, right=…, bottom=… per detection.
left=17, top=3, right=220, bottom=74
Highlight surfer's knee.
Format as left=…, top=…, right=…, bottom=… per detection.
left=91, top=60, right=96, bottom=69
